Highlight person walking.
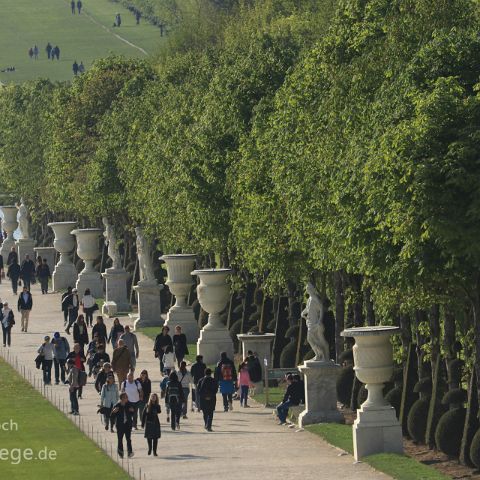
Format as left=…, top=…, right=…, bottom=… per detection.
left=61, top=287, right=72, bottom=326
left=173, top=325, right=188, bottom=367
left=71, top=0, right=75, bottom=14
left=33, top=45, right=39, bottom=60
left=17, top=286, right=33, bottom=332
left=135, top=10, right=141, bottom=24
left=110, top=392, right=135, bottom=458
left=52, top=331, right=70, bottom=384
left=154, top=325, right=172, bottom=373
left=191, top=354, right=206, bottom=412
left=66, top=358, right=81, bottom=415
left=46, top=42, right=52, bottom=59
left=238, top=361, right=253, bottom=407
left=111, top=339, right=132, bottom=386
left=36, top=258, right=51, bottom=294
left=7, top=246, right=18, bottom=266
left=66, top=343, right=86, bottom=399
left=136, top=370, right=151, bottom=420
left=28, top=47, right=33, bottom=59
left=95, top=361, right=112, bottom=393
left=20, top=254, right=35, bottom=290
left=114, top=13, right=122, bottom=27
left=165, top=371, right=184, bottom=431
left=1, top=301, right=14, bottom=347
left=215, top=352, right=237, bottom=412
left=72, top=60, right=79, bottom=76
left=78, top=61, right=85, bottom=74
left=162, top=345, right=176, bottom=376
left=7, top=259, right=20, bottom=295
left=38, top=335, right=54, bottom=384
left=76, top=0, right=82, bottom=14
left=0, top=252, right=4, bottom=284
left=141, top=393, right=161, bottom=456
left=72, top=315, right=89, bottom=350
left=197, top=368, right=218, bottom=432
left=108, top=317, right=124, bottom=350
left=92, top=316, right=107, bottom=345
left=88, top=343, right=110, bottom=376
left=119, top=325, right=139, bottom=373
left=178, top=361, right=192, bottom=418
left=121, top=372, right=143, bottom=429
left=81, top=288, right=96, bottom=327
left=64, top=288, right=79, bottom=334
left=54, top=45, right=60, bottom=60
left=100, top=373, right=119, bottom=431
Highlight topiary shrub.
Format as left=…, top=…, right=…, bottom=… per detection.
left=386, top=386, right=403, bottom=418
left=285, top=325, right=299, bottom=339
left=442, top=389, right=467, bottom=408
left=336, top=365, right=354, bottom=406
left=469, top=428, right=480, bottom=468
left=279, top=342, right=297, bottom=368
left=435, top=407, right=466, bottom=457
left=461, top=369, right=479, bottom=466
left=229, top=319, right=242, bottom=351
left=407, top=397, right=430, bottom=443
left=338, top=349, right=354, bottom=365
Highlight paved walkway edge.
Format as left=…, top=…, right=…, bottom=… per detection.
left=0, top=345, right=148, bottom=480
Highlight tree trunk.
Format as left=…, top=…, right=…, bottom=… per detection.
left=351, top=274, right=364, bottom=327
left=415, top=310, right=428, bottom=379
left=399, top=313, right=412, bottom=361
left=429, top=304, right=441, bottom=373
left=365, top=286, right=376, bottom=326
left=333, top=271, right=345, bottom=362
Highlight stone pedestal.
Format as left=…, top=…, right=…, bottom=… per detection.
left=102, top=268, right=131, bottom=316
left=48, top=221, right=78, bottom=292
left=133, top=280, right=163, bottom=329
left=161, top=254, right=199, bottom=341
left=341, top=326, right=403, bottom=460
left=193, top=268, right=233, bottom=365
left=0, top=206, right=18, bottom=257
left=71, top=228, right=103, bottom=298
left=16, top=238, right=35, bottom=263
left=34, top=247, right=56, bottom=269
left=237, top=333, right=275, bottom=393
left=297, top=360, right=343, bottom=427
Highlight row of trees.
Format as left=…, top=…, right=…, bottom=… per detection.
left=2, top=0, right=480, bottom=420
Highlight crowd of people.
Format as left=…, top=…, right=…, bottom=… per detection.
left=0, top=263, right=300, bottom=459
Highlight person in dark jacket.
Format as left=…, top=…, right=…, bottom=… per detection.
left=136, top=370, right=151, bottom=419
left=92, top=316, right=107, bottom=345
left=73, top=315, right=89, bottom=349
left=0, top=253, right=4, bottom=283
left=214, top=352, right=237, bottom=412
left=165, top=371, right=185, bottom=431
left=153, top=326, right=172, bottom=373
left=17, top=286, right=33, bottom=332
left=20, top=254, right=35, bottom=290
left=141, top=392, right=161, bottom=455
left=190, top=355, right=206, bottom=411
left=95, top=362, right=112, bottom=393
left=1, top=302, right=15, bottom=347
left=36, top=258, right=51, bottom=294
left=7, top=247, right=18, bottom=266
left=172, top=325, right=188, bottom=367
left=108, top=317, right=124, bottom=349
left=7, top=259, right=20, bottom=294
left=64, top=288, right=80, bottom=334
left=276, top=374, right=302, bottom=425
left=89, top=343, right=110, bottom=376
left=110, top=392, right=135, bottom=458
left=197, top=368, right=218, bottom=431
left=61, top=287, right=72, bottom=326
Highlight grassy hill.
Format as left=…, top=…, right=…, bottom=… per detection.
left=0, top=0, right=163, bottom=84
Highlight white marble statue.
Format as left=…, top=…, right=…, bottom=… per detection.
left=135, top=226, right=155, bottom=282
left=301, top=282, right=330, bottom=362
left=16, top=198, right=30, bottom=239
left=102, top=217, right=122, bottom=270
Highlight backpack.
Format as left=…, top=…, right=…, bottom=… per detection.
left=221, top=363, right=233, bottom=381
left=168, top=383, right=180, bottom=404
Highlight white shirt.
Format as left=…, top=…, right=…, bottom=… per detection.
left=122, top=380, right=142, bottom=403
left=1, top=308, right=11, bottom=328
left=162, top=352, right=176, bottom=370
left=178, top=370, right=192, bottom=388
left=82, top=294, right=95, bottom=309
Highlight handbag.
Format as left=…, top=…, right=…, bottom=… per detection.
left=93, top=303, right=99, bottom=312
left=35, top=354, right=44, bottom=369
left=78, top=370, right=87, bottom=387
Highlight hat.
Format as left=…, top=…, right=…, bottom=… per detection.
left=53, top=332, right=60, bottom=339
left=44, top=335, right=50, bottom=341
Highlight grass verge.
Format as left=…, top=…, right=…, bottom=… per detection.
left=0, top=357, right=129, bottom=479
left=306, top=424, right=450, bottom=480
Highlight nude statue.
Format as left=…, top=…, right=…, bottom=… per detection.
left=301, top=282, right=330, bottom=362
left=102, top=217, right=122, bottom=270
left=16, top=198, right=30, bottom=239
left=135, top=226, right=155, bottom=282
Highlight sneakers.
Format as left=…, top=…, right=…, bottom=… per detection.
left=182, top=415, right=187, bottom=419
left=153, top=452, right=158, bottom=456
left=117, top=449, right=124, bottom=458
left=166, top=416, right=170, bottom=422
left=128, top=452, right=134, bottom=458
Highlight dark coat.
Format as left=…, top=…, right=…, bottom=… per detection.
left=20, top=259, right=35, bottom=279
left=73, top=322, right=89, bottom=346
left=165, top=380, right=185, bottom=406
left=36, top=263, right=51, bottom=278
left=108, top=324, right=124, bottom=343
left=191, top=361, right=207, bottom=384
left=153, top=333, right=172, bottom=355
left=92, top=323, right=107, bottom=344
left=0, top=254, right=4, bottom=270
left=197, top=376, right=218, bottom=411
left=173, top=333, right=188, bottom=359
left=137, top=377, right=151, bottom=402
left=7, top=262, right=20, bottom=280
left=141, top=404, right=161, bottom=439
left=17, top=291, right=33, bottom=310
left=110, top=401, right=135, bottom=430
left=7, top=251, right=18, bottom=266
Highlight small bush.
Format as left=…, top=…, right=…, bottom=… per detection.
left=435, top=408, right=466, bottom=457
left=469, top=427, right=480, bottom=468
left=385, top=386, right=402, bottom=418
left=279, top=341, right=297, bottom=368
left=441, top=388, right=467, bottom=407
left=407, top=397, right=430, bottom=443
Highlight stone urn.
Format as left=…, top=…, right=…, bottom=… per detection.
left=71, top=228, right=103, bottom=298
left=0, top=206, right=18, bottom=257
left=48, top=221, right=78, bottom=291
left=161, top=254, right=199, bottom=341
left=192, top=268, right=233, bottom=364
left=341, top=326, right=403, bottom=460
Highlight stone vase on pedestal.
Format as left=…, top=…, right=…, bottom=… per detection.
left=16, top=238, right=36, bottom=263
left=133, top=280, right=163, bottom=329
left=102, top=268, right=131, bottom=316
left=237, top=333, right=275, bottom=394
left=341, top=326, right=403, bottom=460
left=71, top=228, right=103, bottom=298
left=34, top=247, right=57, bottom=270
left=0, top=206, right=18, bottom=257
left=161, top=254, right=199, bottom=341
left=48, top=222, right=78, bottom=291
left=193, top=268, right=233, bottom=365
left=297, top=360, right=343, bottom=427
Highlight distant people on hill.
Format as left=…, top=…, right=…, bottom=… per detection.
left=28, top=47, right=33, bottom=59
left=0, top=66, right=15, bottom=73
left=72, top=60, right=79, bottom=76
left=77, top=0, right=82, bottom=14
left=52, top=45, right=60, bottom=60
left=46, top=42, right=52, bottom=59
left=71, top=0, right=75, bottom=14
left=114, top=13, right=121, bottom=27
left=33, top=45, right=39, bottom=60
left=135, top=10, right=141, bottom=24
left=78, top=61, right=85, bottom=74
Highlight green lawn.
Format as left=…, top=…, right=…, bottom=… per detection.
left=251, top=386, right=284, bottom=407
left=307, top=424, right=450, bottom=480
left=0, top=0, right=163, bottom=84
left=0, top=358, right=129, bottom=479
